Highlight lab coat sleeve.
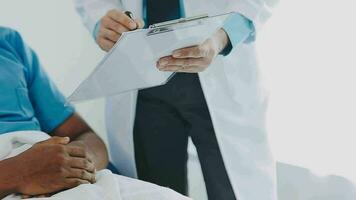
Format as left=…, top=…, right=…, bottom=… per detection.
left=222, top=0, right=279, bottom=41
left=73, top=0, right=123, bottom=34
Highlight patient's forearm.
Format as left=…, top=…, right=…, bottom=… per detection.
left=0, top=158, right=21, bottom=198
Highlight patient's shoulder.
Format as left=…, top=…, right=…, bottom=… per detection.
left=0, top=26, right=21, bottom=43
left=0, top=27, right=30, bottom=66
left=0, top=26, right=15, bottom=37
left=0, top=27, right=26, bottom=57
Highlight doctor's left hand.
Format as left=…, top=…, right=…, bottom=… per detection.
left=157, top=29, right=229, bottom=73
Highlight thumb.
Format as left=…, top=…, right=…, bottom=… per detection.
left=42, top=136, right=70, bottom=145
left=134, top=18, right=145, bottom=29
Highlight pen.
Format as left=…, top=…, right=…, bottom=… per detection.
left=125, top=11, right=134, bottom=19
left=125, top=11, right=138, bottom=30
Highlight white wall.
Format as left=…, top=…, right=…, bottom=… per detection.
left=259, top=0, right=356, bottom=182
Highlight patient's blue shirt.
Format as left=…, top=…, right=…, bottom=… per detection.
left=0, top=27, right=74, bottom=134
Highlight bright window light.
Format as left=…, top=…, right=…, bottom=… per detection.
left=258, top=0, right=356, bottom=182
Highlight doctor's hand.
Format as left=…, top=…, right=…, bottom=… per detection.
left=97, top=10, right=144, bottom=51
left=157, top=29, right=229, bottom=73
left=13, top=137, right=96, bottom=196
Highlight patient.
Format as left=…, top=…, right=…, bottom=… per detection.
left=0, top=26, right=108, bottom=198
left=0, top=27, right=190, bottom=200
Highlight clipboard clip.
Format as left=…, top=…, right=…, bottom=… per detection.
left=147, top=14, right=209, bottom=36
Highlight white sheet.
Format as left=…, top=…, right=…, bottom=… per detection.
left=277, top=162, right=356, bottom=200
left=0, top=131, right=192, bottom=200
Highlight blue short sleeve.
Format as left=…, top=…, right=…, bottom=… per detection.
left=13, top=32, right=75, bottom=133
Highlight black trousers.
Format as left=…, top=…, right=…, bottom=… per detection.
left=134, top=73, right=236, bottom=200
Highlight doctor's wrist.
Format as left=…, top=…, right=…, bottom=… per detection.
left=213, top=28, right=229, bottom=54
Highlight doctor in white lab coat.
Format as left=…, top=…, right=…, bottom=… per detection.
left=74, top=0, right=278, bottom=200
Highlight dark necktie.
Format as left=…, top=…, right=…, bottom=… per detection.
left=145, top=0, right=182, bottom=26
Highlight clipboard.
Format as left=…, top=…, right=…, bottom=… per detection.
left=68, top=12, right=233, bottom=103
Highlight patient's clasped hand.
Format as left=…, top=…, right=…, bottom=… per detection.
left=0, top=27, right=191, bottom=200
left=0, top=131, right=191, bottom=200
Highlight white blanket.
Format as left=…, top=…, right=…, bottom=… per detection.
left=277, top=162, right=356, bottom=200
left=0, top=131, right=192, bottom=200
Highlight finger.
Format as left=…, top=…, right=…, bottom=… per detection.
left=159, top=65, right=204, bottom=73
left=21, top=194, right=31, bottom=199
left=158, top=65, right=182, bottom=72
left=107, top=10, right=137, bottom=30
left=101, top=17, right=130, bottom=34
left=177, top=65, right=205, bottom=73
left=36, top=194, right=49, bottom=198
left=30, top=194, right=50, bottom=198
left=21, top=194, right=50, bottom=199
left=65, top=178, right=91, bottom=189
left=173, top=46, right=208, bottom=58
left=97, top=37, right=115, bottom=52
left=158, top=57, right=208, bottom=68
left=134, top=18, right=145, bottom=29
left=156, top=56, right=172, bottom=68
left=40, top=137, right=70, bottom=145
left=66, top=146, right=87, bottom=159
left=99, top=28, right=120, bottom=42
left=66, top=169, right=96, bottom=183
left=68, top=157, right=96, bottom=173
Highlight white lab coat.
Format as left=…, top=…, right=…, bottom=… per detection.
left=74, top=0, right=278, bottom=199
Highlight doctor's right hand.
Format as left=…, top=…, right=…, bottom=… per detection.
left=12, top=137, right=96, bottom=196
left=96, top=10, right=144, bottom=51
